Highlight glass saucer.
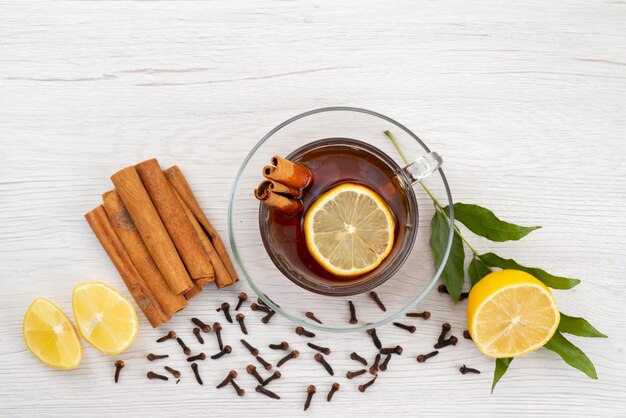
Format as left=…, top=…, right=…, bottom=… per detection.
left=228, top=107, right=454, bottom=332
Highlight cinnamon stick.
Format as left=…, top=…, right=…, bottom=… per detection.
left=263, top=156, right=312, bottom=189
left=111, top=166, right=193, bottom=295
left=135, top=159, right=215, bottom=286
left=164, top=165, right=239, bottom=283
left=85, top=206, right=169, bottom=328
left=254, top=183, right=303, bottom=215
left=171, top=188, right=232, bottom=289
left=255, top=179, right=301, bottom=199
left=102, top=190, right=188, bottom=316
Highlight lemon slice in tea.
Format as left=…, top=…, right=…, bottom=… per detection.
left=304, top=183, right=395, bottom=277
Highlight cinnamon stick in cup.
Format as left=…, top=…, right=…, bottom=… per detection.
left=263, top=156, right=312, bottom=189
left=111, top=166, right=193, bottom=294
left=256, top=179, right=301, bottom=198
left=163, top=165, right=238, bottom=284
left=254, top=182, right=303, bottom=215
left=135, top=159, right=215, bottom=287
left=85, top=205, right=169, bottom=327
left=102, top=190, right=187, bottom=316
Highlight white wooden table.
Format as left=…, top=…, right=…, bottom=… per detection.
left=2, top=1, right=625, bottom=417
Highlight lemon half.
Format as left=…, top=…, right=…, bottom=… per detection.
left=304, top=183, right=395, bottom=277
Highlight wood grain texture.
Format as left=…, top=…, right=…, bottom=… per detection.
left=1, top=1, right=625, bottom=417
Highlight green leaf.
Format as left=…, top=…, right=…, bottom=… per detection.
left=479, top=253, right=580, bottom=289
left=430, top=210, right=465, bottom=302
left=468, top=256, right=492, bottom=286
left=491, top=358, right=513, bottom=393
left=449, top=203, right=541, bottom=242
left=558, top=313, right=607, bottom=338
left=544, top=331, right=598, bottom=379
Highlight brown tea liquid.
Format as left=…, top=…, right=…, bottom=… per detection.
left=261, top=138, right=417, bottom=289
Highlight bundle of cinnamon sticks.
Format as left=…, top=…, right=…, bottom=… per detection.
left=254, top=155, right=312, bottom=214
left=86, top=159, right=238, bottom=328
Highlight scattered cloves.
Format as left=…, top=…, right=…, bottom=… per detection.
left=250, top=303, right=270, bottom=313
left=350, top=352, right=368, bottom=366
left=438, top=284, right=469, bottom=300
left=295, top=326, right=315, bottom=338
left=213, top=322, right=224, bottom=350
left=304, top=385, right=316, bottom=411
left=346, top=369, right=367, bottom=379
left=235, top=292, right=248, bottom=311
left=186, top=352, right=206, bottom=362
left=230, top=379, right=245, bottom=397
left=193, top=327, right=205, bottom=344
left=434, top=336, right=458, bottom=349
left=191, top=318, right=211, bottom=333
left=247, top=364, right=264, bottom=384
left=241, top=338, right=259, bottom=356
left=348, top=300, right=358, bottom=324
left=261, top=310, right=276, bottom=324
left=277, top=350, right=299, bottom=367
left=164, top=366, right=181, bottom=378
left=147, top=371, right=168, bottom=381
left=307, top=342, right=330, bottom=355
left=256, top=355, right=272, bottom=371
left=236, top=313, right=248, bottom=335
left=370, top=353, right=381, bottom=375
left=216, top=370, right=237, bottom=388
left=393, top=322, right=416, bottom=333
left=369, top=291, right=386, bottom=312
left=460, top=364, right=481, bottom=374
left=463, top=330, right=472, bottom=340
left=156, top=330, right=176, bottom=343
left=176, top=337, right=191, bottom=356
left=379, top=345, right=403, bottom=355
left=417, top=350, right=439, bottom=363
left=327, top=383, right=340, bottom=402
left=147, top=353, right=169, bottom=361
left=367, top=328, right=382, bottom=349
left=211, top=345, right=232, bottom=360
left=314, top=353, right=334, bottom=376
left=262, top=370, right=281, bottom=386
left=269, top=341, right=289, bottom=351
left=406, top=311, right=431, bottom=319
left=190, top=363, right=203, bottom=385
left=305, top=311, right=323, bottom=324
left=256, top=385, right=280, bottom=399
left=221, top=302, right=233, bottom=323
left=379, top=354, right=391, bottom=371
left=358, top=375, right=378, bottom=392
left=114, top=360, right=124, bottom=383
left=438, top=322, right=451, bottom=344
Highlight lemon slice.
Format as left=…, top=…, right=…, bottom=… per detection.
left=467, top=269, right=560, bottom=358
left=72, top=282, right=138, bottom=355
left=23, top=298, right=82, bottom=370
left=304, top=183, right=395, bottom=277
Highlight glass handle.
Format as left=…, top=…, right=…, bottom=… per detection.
left=402, top=152, right=443, bottom=184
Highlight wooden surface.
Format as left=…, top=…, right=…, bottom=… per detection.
left=1, top=1, right=625, bottom=417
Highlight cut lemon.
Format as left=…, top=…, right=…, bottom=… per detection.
left=304, top=183, right=395, bottom=277
left=72, top=282, right=138, bottom=355
left=23, top=298, right=82, bottom=370
left=467, top=269, right=560, bottom=358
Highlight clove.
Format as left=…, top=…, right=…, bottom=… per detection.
left=114, top=360, right=124, bottom=383
left=156, top=330, right=176, bottom=343
left=176, top=337, right=191, bottom=356
left=358, top=375, right=378, bottom=393
left=327, top=383, right=340, bottom=402
left=434, top=336, right=458, bottom=349
left=235, top=292, right=248, bottom=311
left=406, top=311, right=431, bottom=319
left=147, top=371, right=168, bottom=381
left=262, top=370, right=281, bottom=386
left=164, top=366, right=181, bottom=378
left=147, top=353, right=169, bottom=361
left=369, top=291, right=386, bottom=312
left=256, top=355, right=272, bottom=371
left=250, top=303, right=270, bottom=313
left=379, top=354, right=391, bottom=371
left=190, top=363, right=203, bottom=385
left=304, top=385, right=316, bottom=411
left=370, top=353, right=381, bottom=375
left=307, top=342, right=330, bottom=355
left=193, top=327, right=205, bottom=344
left=186, top=353, right=206, bottom=362
left=460, top=364, right=481, bottom=374
left=379, top=345, right=403, bottom=355
left=269, top=341, right=289, bottom=351
left=256, top=385, right=280, bottom=399
left=314, top=353, right=334, bottom=376
left=191, top=318, right=211, bottom=333
left=261, top=310, right=276, bottom=324
left=346, top=369, right=367, bottom=379
left=438, top=322, right=451, bottom=344
left=393, top=322, right=416, bottom=333
left=247, top=364, right=264, bottom=384
left=417, top=351, right=439, bottom=363
left=295, top=326, right=315, bottom=338
left=211, top=345, right=232, bottom=360
left=241, top=338, right=259, bottom=356
left=367, top=328, right=382, bottom=349
left=221, top=302, right=233, bottom=323
left=438, top=284, right=469, bottom=300
left=305, top=311, right=323, bottom=324
left=236, top=313, right=248, bottom=335
left=230, top=379, right=245, bottom=397
left=463, top=329, right=472, bottom=340
left=213, top=322, right=224, bottom=350
left=350, top=352, right=368, bottom=366
left=348, top=300, right=358, bottom=324
left=216, top=370, right=237, bottom=388
left=276, top=350, right=299, bottom=367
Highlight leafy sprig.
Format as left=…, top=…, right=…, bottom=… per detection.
left=385, top=130, right=606, bottom=392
